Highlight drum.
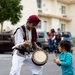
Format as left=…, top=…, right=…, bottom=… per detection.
left=32, top=50, right=48, bottom=66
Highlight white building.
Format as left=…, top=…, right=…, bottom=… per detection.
left=37, top=0, right=75, bottom=37
left=0, top=0, right=75, bottom=37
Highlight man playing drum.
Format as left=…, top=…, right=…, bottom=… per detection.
left=9, top=15, right=44, bottom=75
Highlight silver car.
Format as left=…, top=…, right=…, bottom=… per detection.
left=36, top=31, right=49, bottom=50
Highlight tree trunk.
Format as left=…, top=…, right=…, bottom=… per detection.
left=1, top=22, right=3, bottom=33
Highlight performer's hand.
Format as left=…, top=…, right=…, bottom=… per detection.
left=36, top=46, right=42, bottom=50
left=33, top=42, right=42, bottom=50
left=18, top=40, right=30, bottom=48
left=18, top=45, right=22, bottom=49
left=24, top=40, right=30, bottom=48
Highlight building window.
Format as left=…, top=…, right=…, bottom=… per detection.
left=36, top=22, right=41, bottom=29
left=61, top=24, right=65, bottom=31
left=61, top=6, right=66, bottom=14
left=44, top=21, right=47, bottom=31
left=37, top=0, right=41, bottom=8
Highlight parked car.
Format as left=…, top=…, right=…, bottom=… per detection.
left=62, top=31, right=74, bottom=47
left=36, top=31, right=49, bottom=51
left=0, top=33, right=14, bottom=53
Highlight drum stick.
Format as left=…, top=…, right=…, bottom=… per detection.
left=12, top=42, right=25, bottom=49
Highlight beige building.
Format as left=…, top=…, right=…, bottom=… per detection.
left=0, top=0, right=75, bottom=37
left=37, top=0, right=75, bottom=37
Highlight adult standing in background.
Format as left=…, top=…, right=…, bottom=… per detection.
left=54, top=28, right=62, bottom=55
left=48, top=29, right=56, bottom=53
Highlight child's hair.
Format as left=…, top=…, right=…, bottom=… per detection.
left=59, top=40, right=72, bottom=53
left=50, top=29, right=55, bottom=33
left=57, top=28, right=61, bottom=31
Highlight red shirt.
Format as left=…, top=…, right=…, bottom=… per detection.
left=49, top=33, right=55, bottom=40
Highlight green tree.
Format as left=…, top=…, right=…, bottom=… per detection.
left=0, top=0, right=23, bottom=32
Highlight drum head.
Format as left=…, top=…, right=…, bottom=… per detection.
left=32, top=50, right=48, bottom=66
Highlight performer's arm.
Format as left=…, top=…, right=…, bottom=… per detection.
left=32, top=28, right=42, bottom=50
left=13, top=29, right=30, bottom=49
left=33, top=42, right=42, bottom=50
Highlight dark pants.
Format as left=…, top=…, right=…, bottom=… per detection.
left=48, top=39, right=55, bottom=53
left=54, top=40, right=61, bottom=54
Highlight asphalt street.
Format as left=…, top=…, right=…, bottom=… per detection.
left=0, top=47, right=75, bottom=75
